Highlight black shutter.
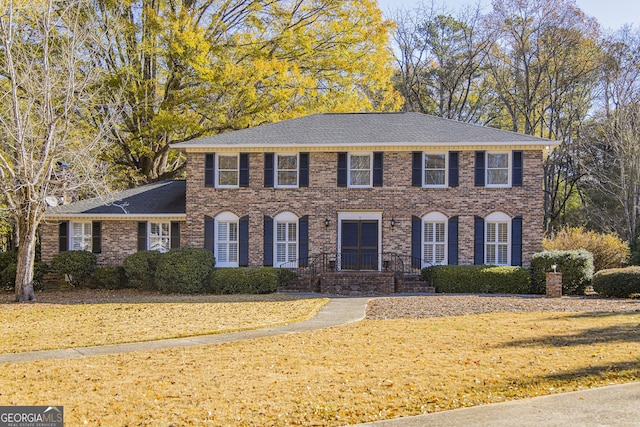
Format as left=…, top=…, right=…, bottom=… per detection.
left=411, top=215, right=421, bottom=268
left=263, top=215, right=273, bottom=266
left=204, top=216, right=214, bottom=255
left=264, top=153, right=274, bottom=187
left=412, top=152, right=422, bottom=186
left=475, top=151, right=485, bottom=187
left=58, top=221, right=69, bottom=252
left=239, top=153, right=249, bottom=187
left=299, top=153, right=309, bottom=187
left=474, top=215, right=485, bottom=265
left=447, top=216, right=458, bottom=265
left=170, top=222, right=180, bottom=249
left=337, top=152, right=347, bottom=187
left=92, top=221, right=102, bottom=254
left=449, top=151, right=459, bottom=187
left=512, top=151, right=523, bottom=187
left=239, top=215, right=249, bottom=267
left=137, top=222, right=147, bottom=251
left=511, top=215, right=523, bottom=266
left=299, top=215, right=309, bottom=267
left=205, top=153, right=215, bottom=187
left=373, top=152, right=383, bottom=187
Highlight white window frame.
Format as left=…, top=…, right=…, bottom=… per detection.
left=70, top=222, right=92, bottom=251
left=348, top=152, right=373, bottom=188
left=486, top=152, right=511, bottom=188
left=423, top=152, right=448, bottom=188
left=149, top=221, right=171, bottom=253
left=215, top=153, right=239, bottom=188
left=275, top=153, right=299, bottom=188
left=215, top=212, right=239, bottom=268
left=485, top=212, right=510, bottom=266
left=422, top=212, right=447, bottom=267
left=274, top=212, right=298, bottom=268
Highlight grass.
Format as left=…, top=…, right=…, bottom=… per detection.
left=0, top=309, right=639, bottom=425
left=0, top=292, right=327, bottom=353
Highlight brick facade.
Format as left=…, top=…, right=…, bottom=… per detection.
left=41, top=220, right=187, bottom=265
left=184, top=150, right=544, bottom=268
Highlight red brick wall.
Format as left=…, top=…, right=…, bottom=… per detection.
left=184, top=150, right=544, bottom=268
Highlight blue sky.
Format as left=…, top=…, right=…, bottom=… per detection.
left=377, top=0, right=640, bottom=30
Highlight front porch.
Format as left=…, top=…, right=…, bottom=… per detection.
left=279, top=252, right=436, bottom=296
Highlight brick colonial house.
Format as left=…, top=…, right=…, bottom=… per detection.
left=42, top=113, right=555, bottom=292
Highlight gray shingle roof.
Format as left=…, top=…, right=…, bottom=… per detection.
left=172, top=112, right=555, bottom=149
left=46, top=180, right=185, bottom=217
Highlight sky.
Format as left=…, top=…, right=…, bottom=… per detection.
left=376, top=0, right=640, bottom=30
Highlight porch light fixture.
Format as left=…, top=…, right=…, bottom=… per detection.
left=324, top=217, right=330, bottom=227
left=390, top=218, right=396, bottom=227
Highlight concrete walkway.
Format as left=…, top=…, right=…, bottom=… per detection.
left=354, top=382, right=640, bottom=427
left=0, top=296, right=370, bottom=364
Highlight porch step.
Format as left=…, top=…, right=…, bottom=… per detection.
left=320, top=271, right=395, bottom=296
left=399, top=280, right=436, bottom=294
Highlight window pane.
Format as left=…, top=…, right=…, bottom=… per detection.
left=277, top=155, right=297, bottom=170
left=424, top=154, right=445, bottom=169
left=217, top=223, right=228, bottom=241
left=277, top=171, right=297, bottom=186
left=498, top=223, right=508, bottom=243
left=488, top=153, right=508, bottom=168
left=487, top=223, right=496, bottom=243
left=424, top=244, right=434, bottom=263
left=287, top=223, right=297, bottom=242
left=217, top=244, right=229, bottom=263
left=228, top=223, right=238, bottom=241
left=487, top=169, right=509, bottom=185
left=276, top=243, right=287, bottom=262
left=498, top=244, right=508, bottom=265
left=350, top=170, right=370, bottom=186
left=435, top=244, right=445, bottom=264
left=350, top=155, right=370, bottom=169
left=218, top=155, right=238, bottom=169
left=276, top=223, right=287, bottom=241
left=435, top=223, right=445, bottom=243
left=486, top=244, right=496, bottom=264
left=425, top=170, right=445, bottom=186
left=287, top=243, right=297, bottom=261
left=218, top=171, right=238, bottom=186
left=424, top=223, right=434, bottom=243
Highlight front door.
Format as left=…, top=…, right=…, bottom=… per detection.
left=341, top=220, right=379, bottom=270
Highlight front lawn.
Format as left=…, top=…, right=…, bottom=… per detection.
left=1, top=308, right=638, bottom=426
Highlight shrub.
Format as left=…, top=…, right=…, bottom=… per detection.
left=123, top=250, right=163, bottom=290
left=543, top=227, right=629, bottom=272
left=592, top=267, right=640, bottom=298
left=208, top=267, right=281, bottom=294
left=50, top=250, right=97, bottom=287
left=90, top=266, right=127, bottom=290
left=420, top=265, right=531, bottom=294
left=277, top=268, right=299, bottom=288
left=530, top=250, right=594, bottom=295
left=155, top=248, right=215, bottom=294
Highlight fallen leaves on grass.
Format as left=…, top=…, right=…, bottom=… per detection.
left=0, top=292, right=327, bottom=353
left=1, top=311, right=638, bottom=426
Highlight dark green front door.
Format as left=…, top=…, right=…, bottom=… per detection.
left=341, top=220, right=378, bottom=270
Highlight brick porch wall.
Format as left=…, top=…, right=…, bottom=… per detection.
left=184, top=150, right=544, bottom=268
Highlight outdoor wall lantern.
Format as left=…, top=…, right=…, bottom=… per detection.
left=390, top=218, right=396, bottom=227
left=324, top=217, right=330, bottom=227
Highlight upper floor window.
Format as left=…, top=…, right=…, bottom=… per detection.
left=423, top=212, right=447, bottom=265
left=485, top=212, right=510, bottom=265
left=217, top=154, right=239, bottom=187
left=276, top=154, right=298, bottom=188
left=70, top=222, right=92, bottom=251
left=486, top=152, right=510, bottom=187
left=424, top=153, right=447, bottom=187
left=349, top=153, right=372, bottom=187
left=149, top=222, right=171, bottom=253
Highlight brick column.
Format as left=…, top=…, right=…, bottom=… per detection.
left=545, top=272, right=562, bottom=298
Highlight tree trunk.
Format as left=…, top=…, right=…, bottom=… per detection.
left=14, top=220, right=37, bottom=302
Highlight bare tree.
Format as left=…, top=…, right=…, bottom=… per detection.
left=0, top=0, right=111, bottom=301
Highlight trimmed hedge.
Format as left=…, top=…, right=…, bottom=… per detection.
left=530, top=250, right=594, bottom=295
left=50, top=250, right=97, bottom=287
left=592, top=267, right=640, bottom=298
left=155, top=248, right=215, bottom=294
left=421, top=265, right=531, bottom=294
left=90, top=266, right=127, bottom=290
left=123, top=250, right=163, bottom=290
left=208, top=267, right=283, bottom=294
